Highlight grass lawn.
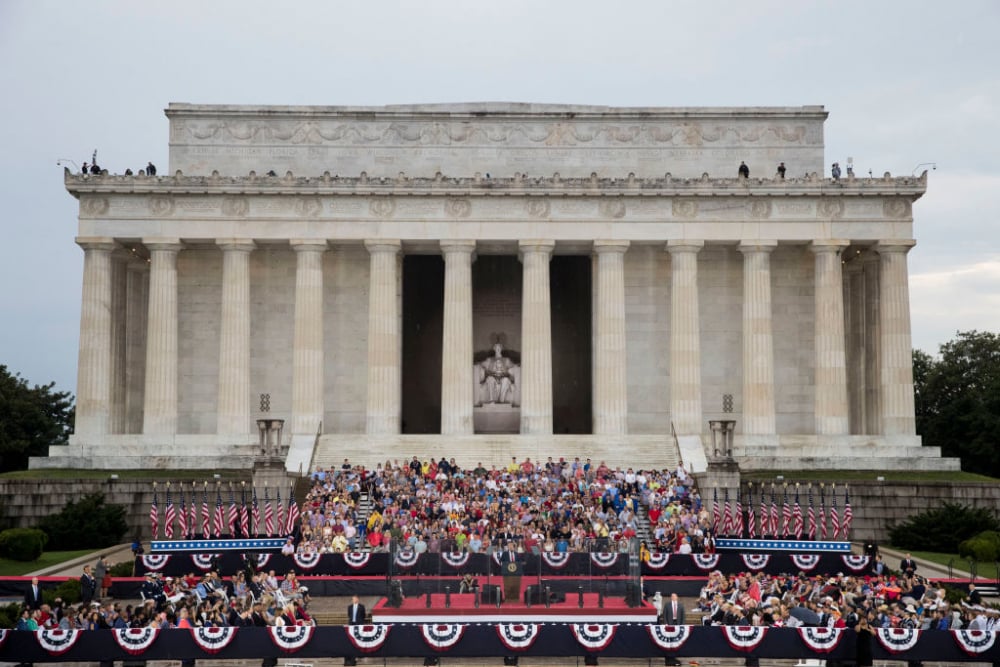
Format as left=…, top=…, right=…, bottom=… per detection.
left=0, top=469, right=249, bottom=480
left=905, top=550, right=1000, bottom=581
left=0, top=549, right=95, bottom=577
left=742, top=470, right=997, bottom=483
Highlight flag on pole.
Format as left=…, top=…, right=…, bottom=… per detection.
left=842, top=487, right=853, bottom=539
left=793, top=487, right=804, bottom=539
left=712, top=488, right=721, bottom=533
left=734, top=491, right=744, bottom=538
left=240, top=486, right=250, bottom=538
left=818, top=485, right=827, bottom=540
left=164, top=486, right=175, bottom=540
left=747, top=486, right=757, bottom=539
left=722, top=488, right=733, bottom=535
left=830, top=487, right=841, bottom=539
left=770, top=486, right=779, bottom=538
left=781, top=486, right=792, bottom=537
left=201, top=488, right=211, bottom=539
left=760, top=487, right=769, bottom=536
left=276, top=488, right=285, bottom=537
left=213, top=488, right=225, bottom=537
left=178, top=493, right=188, bottom=539
left=807, top=485, right=816, bottom=541
left=286, top=487, right=299, bottom=535
left=263, top=487, right=274, bottom=537
left=252, top=487, right=261, bottom=537
left=189, top=489, right=198, bottom=539
left=227, top=487, right=238, bottom=537
left=149, top=485, right=159, bottom=540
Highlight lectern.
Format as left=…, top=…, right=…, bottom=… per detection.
left=502, top=560, right=523, bottom=604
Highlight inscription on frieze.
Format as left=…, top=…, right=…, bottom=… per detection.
left=748, top=199, right=772, bottom=219
left=672, top=199, right=698, bottom=219
left=221, top=196, right=249, bottom=217
left=817, top=199, right=845, bottom=219
left=444, top=198, right=472, bottom=218
left=598, top=199, right=626, bottom=219
left=81, top=197, right=109, bottom=217
left=524, top=200, right=550, bottom=219
left=149, top=196, right=175, bottom=217
left=293, top=197, right=322, bottom=217
left=883, top=199, right=911, bottom=218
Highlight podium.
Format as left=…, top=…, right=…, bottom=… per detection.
left=502, top=561, right=523, bottom=604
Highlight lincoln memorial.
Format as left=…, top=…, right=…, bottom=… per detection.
left=34, top=103, right=957, bottom=473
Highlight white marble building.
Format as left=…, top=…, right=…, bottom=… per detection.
left=34, top=103, right=958, bottom=472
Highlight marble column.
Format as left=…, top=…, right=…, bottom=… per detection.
left=216, top=239, right=255, bottom=436
left=810, top=240, right=850, bottom=435
left=125, top=261, right=149, bottom=434
left=74, top=237, right=117, bottom=436
left=365, top=240, right=402, bottom=435
left=290, top=240, right=327, bottom=435
left=861, top=251, right=882, bottom=435
left=667, top=241, right=704, bottom=436
left=877, top=240, right=917, bottom=435
left=440, top=240, right=476, bottom=435
left=142, top=239, right=182, bottom=435
left=592, top=241, right=629, bottom=435
left=519, top=240, right=555, bottom=435
left=739, top=241, right=777, bottom=435
left=843, top=257, right=865, bottom=434
left=108, top=249, right=129, bottom=434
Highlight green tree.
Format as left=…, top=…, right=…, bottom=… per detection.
left=914, top=331, right=1000, bottom=477
left=0, top=365, right=74, bottom=472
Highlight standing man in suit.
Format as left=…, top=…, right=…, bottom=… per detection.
left=900, top=553, right=917, bottom=576
left=80, top=565, right=97, bottom=605
left=347, top=595, right=366, bottom=625
left=663, top=592, right=685, bottom=625
left=24, top=576, right=43, bottom=609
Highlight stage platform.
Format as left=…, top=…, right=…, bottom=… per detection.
left=372, top=591, right=658, bottom=623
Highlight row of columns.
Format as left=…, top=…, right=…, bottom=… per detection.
left=74, top=236, right=917, bottom=440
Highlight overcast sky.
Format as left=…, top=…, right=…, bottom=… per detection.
left=1, top=1, right=997, bottom=395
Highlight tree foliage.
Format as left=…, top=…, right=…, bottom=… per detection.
left=37, top=493, right=127, bottom=550
left=0, top=365, right=74, bottom=472
left=889, top=502, right=1000, bottom=552
left=914, top=330, right=1000, bottom=477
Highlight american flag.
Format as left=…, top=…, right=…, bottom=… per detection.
left=276, top=488, right=285, bottom=537
left=712, top=488, right=721, bottom=533
left=758, top=486, right=767, bottom=537
left=227, top=487, right=239, bottom=537
left=213, top=488, right=225, bottom=537
left=189, top=489, right=198, bottom=539
left=793, top=487, right=804, bottom=539
left=818, top=486, right=827, bottom=540
left=747, top=487, right=756, bottom=539
left=722, top=488, right=733, bottom=535
left=734, top=493, right=744, bottom=538
left=769, top=487, right=779, bottom=538
left=201, top=488, right=211, bottom=538
left=830, top=487, right=841, bottom=540
left=263, top=487, right=274, bottom=537
left=842, top=487, right=853, bottom=539
left=178, top=493, right=188, bottom=539
left=781, top=487, right=792, bottom=537
left=164, top=486, right=175, bottom=540
left=252, top=487, right=261, bottom=537
left=807, top=485, right=816, bottom=541
left=149, top=486, right=159, bottom=540
left=285, top=487, right=300, bottom=535
left=240, top=486, right=250, bottom=538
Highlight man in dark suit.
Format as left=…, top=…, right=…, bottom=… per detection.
left=899, top=553, right=917, bottom=576
left=663, top=592, right=685, bottom=625
left=24, top=576, right=44, bottom=609
left=80, top=566, right=97, bottom=605
left=347, top=595, right=366, bottom=625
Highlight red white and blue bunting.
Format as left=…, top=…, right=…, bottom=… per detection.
left=590, top=552, right=619, bottom=569
left=740, top=554, right=770, bottom=571
left=571, top=624, right=617, bottom=651
left=790, top=554, right=820, bottom=571
left=191, top=626, right=238, bottom=654
left=344, top=552, right=371, bottom=569
left=541, top=552, right=570, bottom=569
left=191, top=553, right=218, bottom=571
left=441, top=551, right=470, bottom=568
left=797, top=626, right=843, bottom=653
left=141, top=554, right=171, bottom=571
left=647, top=624, right=691, bottom=651
left=496, top=623, right=541, bottom=651
left=953, top=629, right=996, bottom=656
left=0, top=629, right=7, bottom=649
left=722, top=626, right=767, bottom=652
left=420, top=624, right=467, bottom=650
left=876, top=627, right=920, bottom=654
left=395, top=550, right=420, bottom=569
left=840, top=554, right=870, bottom=572
left=346, top=624, right=392, bottom=652
left=269, top=625, right=314, bottom=653
left=36, top=629, right=82, bottom=656
left=692, top=554, right=720, bottom=571
left=113, top=628, right=159, bottom=655
left=645, top=552, right=670, bottom=570
left=254, top=553, right=272, bottom=569
left=292, top=552, right=322, bottom=570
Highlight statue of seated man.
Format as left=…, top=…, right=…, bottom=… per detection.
left=475, top=342, right=520, bottom=407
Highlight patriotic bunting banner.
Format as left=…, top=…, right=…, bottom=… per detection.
left=36, top=629, right=82, bottom=655
left=496, top=623, right=541, bottom=651
left=113, top=628, right=159, bottom=655
left=876, top=627, right=920, bottom=654
left=571, top=624, right=617, bottom=651
left=269, top=625, right=314, bottom=653
left=798, top=627, right=843, bottom=653
left=346, top=624, right=391, bottom=652
left=722, top=626, right=767, bottom=652
left=647, top=624, right=691, bottom=651
left=420, top=624, right=467, bottom=650
left=191, top=626, right=238, bottom=654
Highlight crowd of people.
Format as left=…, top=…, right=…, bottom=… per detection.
left=294, top=456, right=704, bottom=556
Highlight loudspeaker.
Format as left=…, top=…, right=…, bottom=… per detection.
left=584, top=656, right=599, bottom=665
left=344, top=657, right=357, bottom=666
left=504, top=657, right=519, bottom=665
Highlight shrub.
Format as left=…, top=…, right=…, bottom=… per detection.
left=43, top=577, right=81, bottom=607
left=109, top=560, right=134, bottom=577
left=0, top=602, right=22, bottom=629
left=0, top=527, right=48, bottom=561
left=958, top=530, right=1000, bottom=562
left=37, top=493, right=127, bottom=550
left=888, top=503, right=1000, bottom=553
